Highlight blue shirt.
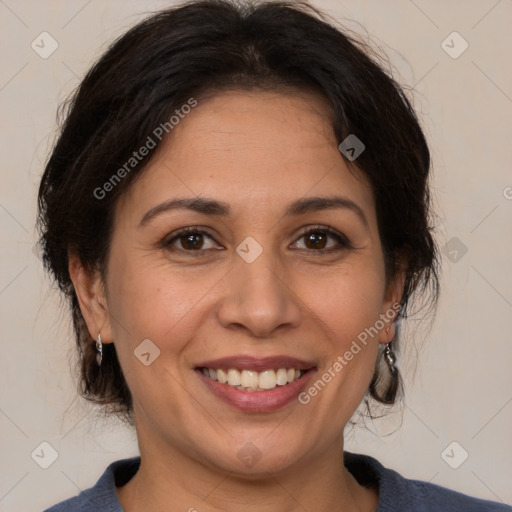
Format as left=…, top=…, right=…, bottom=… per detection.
left=43, top=452, right=511, bottom=511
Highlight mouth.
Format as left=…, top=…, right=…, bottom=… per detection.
left=194, top=356, right=317, bottom=412
left=196, top=367, right=309, bottom=392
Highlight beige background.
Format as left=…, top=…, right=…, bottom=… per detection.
left=0, top=0, right=511, bottom=510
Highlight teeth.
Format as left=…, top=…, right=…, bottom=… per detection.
left=227, top=369, right=241, bottom=386
left=217, top=368, right=228, bottom=384
left=240, top=370, right=259, bottom=388
left=259, top=370, right=276, bottom=389
left=276, top=368, right=288, bottom=385
left=201, top=367, right=306, bottom=391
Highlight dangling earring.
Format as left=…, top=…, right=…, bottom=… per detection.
left=384, top=327, right=396, bottom=375
left=369, top=325, right=400, bottom=404
left=95, top=333, right=103, bottom=367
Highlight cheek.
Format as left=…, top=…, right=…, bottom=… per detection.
left=330, top=286, right=384, bottom=345
left=105, top=251, right=222, bottom=353
left=296, top=259, right=385, bottom=402
left=297, top=267, right=385, bottom=419
left=300, top=259, right=386, bottom=344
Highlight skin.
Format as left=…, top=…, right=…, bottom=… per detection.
left=69, top=89, right=404, bottom=512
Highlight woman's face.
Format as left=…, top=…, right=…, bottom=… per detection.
left=78, top=90, right=402, bottom=474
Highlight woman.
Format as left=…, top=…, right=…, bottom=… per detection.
left=37, top=1, right=509, bottom=510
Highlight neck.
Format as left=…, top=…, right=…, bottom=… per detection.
left=116, top=434, right=378, bottom=512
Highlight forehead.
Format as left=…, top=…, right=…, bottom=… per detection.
left=117, top=90, right=376, bottom=226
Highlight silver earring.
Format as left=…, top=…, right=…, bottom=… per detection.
left=95, top=333, right=103, bottom=367
left=384, top=326, right=396, bottom=373
left=384, top=341, right=396, bottom=375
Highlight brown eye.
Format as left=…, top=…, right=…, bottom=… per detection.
left=180, top=232, right=205, bottom=250
left=292, top=226, right=351, bottom=253
left=165, top=227, right=220, bottom=252
left=304, top=231, right=328, bottom=250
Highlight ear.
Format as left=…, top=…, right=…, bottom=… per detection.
left=378, top=255, right=406, bottom=344
left=68, top=252, right=113, bottom=344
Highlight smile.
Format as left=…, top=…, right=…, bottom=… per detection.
left=198, top=367, right=307, bottom=391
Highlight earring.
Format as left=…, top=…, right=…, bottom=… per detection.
left=369, top=325, right=400, bottom=404
left=384, top=327, right=396, bottom=375
left=95, top=333, right=103, bottom=367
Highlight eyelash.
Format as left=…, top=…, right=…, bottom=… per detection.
left=292, top=225, right=352, bottom=254
left=163, top=225, right=352, bottom=255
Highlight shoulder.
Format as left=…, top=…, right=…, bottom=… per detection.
left=42, top=457, right=140, bottom=512
left=398, top=476, right=511, bottom=511
left=344, top=452, right=511, bottom=512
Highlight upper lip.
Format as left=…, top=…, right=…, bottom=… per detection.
left=195, top=355, right=316, bottom=372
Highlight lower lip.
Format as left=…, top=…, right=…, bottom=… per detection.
left=195, top=369, right=316, bottom=412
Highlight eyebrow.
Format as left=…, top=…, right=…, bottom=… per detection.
left=138, top=195, right=369, bottom=229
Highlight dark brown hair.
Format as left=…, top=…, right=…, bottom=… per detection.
left=37, top=0, right=440, bottom=427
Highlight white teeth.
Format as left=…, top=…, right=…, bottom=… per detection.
left=259, top=370, right=276, bottom=389
left=276, top=368, right=288, bottom=385
left=227, top=369, right=241, bottom=386
left=201, top=367, right=306, bottom=391
left=240, top=370, right=259, bottom=389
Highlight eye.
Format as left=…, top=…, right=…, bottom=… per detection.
left=291, top=225, right=351, bottom=253
left=163, top=225, right=350, bottom=254
left=164, top=227, right=221, bottom=252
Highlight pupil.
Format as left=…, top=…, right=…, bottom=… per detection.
left=307, top=232, right=326, bottom=249
left=182, top=233, right=202, bottom=250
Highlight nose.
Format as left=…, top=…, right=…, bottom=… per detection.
left=216, top=249, right=302, bottom=338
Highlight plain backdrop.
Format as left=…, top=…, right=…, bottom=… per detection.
left=0, top=0, right=511, bottom=510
